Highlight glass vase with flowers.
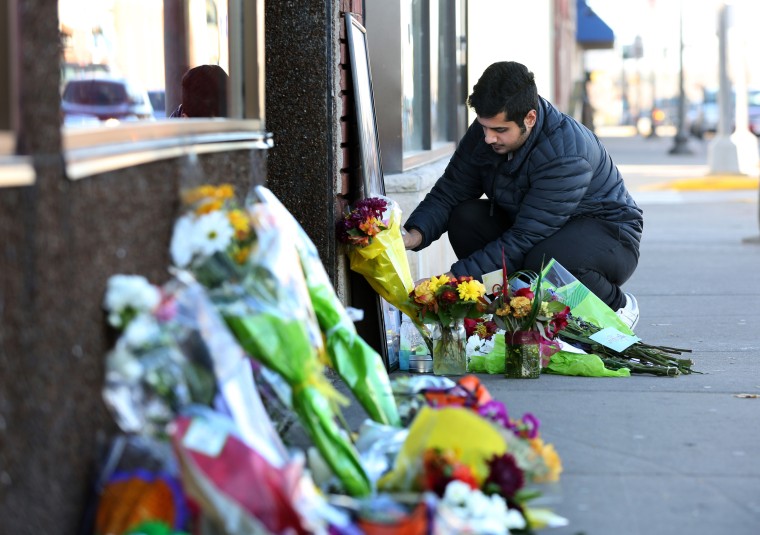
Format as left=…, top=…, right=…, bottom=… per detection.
left=487, top=254, right=570, bottom=378
left=407, top=274, right=488, bottom=376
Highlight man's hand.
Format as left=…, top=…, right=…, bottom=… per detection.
left=402, top=227, right=423, bottom=250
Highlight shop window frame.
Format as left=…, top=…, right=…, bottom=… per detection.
left=0, top=0, right=35, bottom=188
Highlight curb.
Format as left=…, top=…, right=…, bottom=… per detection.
left=638, top=175, right=760, bottom=192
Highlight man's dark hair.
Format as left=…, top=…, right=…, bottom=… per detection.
left=181, top=64, right=229, bottom=118
left=467, top=61, right=538, bottom=131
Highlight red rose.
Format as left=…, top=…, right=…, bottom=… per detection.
left=439, top=289, right=458, bottom=303
left=514, top=287, right=534, bottom=300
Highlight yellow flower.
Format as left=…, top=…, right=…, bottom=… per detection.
left=510, top=296, right=532, bottom=317
left=457, top=279, right=485, bottom=302
left=195, top=199, right=224, bottom=215
left=181, top=185, right=215, bottom=205
left=232, top=245, right=251, bottom=265
left=428, top=274, right=451, bottom=292
left=496, top=305, right=511, bottom=317
left=215, top=184, right=235, bottom=200
left=413, top=280, right=436, bottom=305
left=228, top=209, right=251, bottom=240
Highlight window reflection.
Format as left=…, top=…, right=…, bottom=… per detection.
left=58, top=0, right=229, bottom=127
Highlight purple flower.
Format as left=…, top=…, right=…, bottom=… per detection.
left=478, top=400, right=510, bottom=428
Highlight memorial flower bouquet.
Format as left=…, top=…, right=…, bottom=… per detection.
left=337, top=196, right=418, bottom=322
left=171, top=184, right=371, bottom=497
left=407, top=274, right=488, bottom=375
left=169, top=183, right=256, bottom=288
left=487, top=253, right=570, bottom=378
left=253, top=186, right=400, bottom=427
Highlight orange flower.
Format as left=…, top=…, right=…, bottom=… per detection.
left=529, top=437, right=563, bottom=483
left=413, top=280, right=436, bottom=306
left=510, top=296, right=532, bottom=318
left=358, top=216, right=385, bottom=237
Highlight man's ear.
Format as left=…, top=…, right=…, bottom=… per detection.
left=525, top=109, right=537, bottom=128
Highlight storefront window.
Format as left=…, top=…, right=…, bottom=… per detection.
left=59, top=0, right=230, bottom=126
left=367, top=0, right=465, bottom=173
left=58, top=0, right=268, bottom=179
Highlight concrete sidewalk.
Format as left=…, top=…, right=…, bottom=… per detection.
left=477, top=132, right=760, bottom=534
left=350, top=131, right=760, bottom=534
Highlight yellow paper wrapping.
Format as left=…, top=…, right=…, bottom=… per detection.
left=377, top=406, right=508, bottom=492
left=347, top=197, right=417, bottom=320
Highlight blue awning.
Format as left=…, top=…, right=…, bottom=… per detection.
left=576, top=0, right=615, bottom=50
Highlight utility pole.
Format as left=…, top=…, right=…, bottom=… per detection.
left=669, top=0, right=692, bottom=154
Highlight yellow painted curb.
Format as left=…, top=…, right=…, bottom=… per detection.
left=639, top=175, right=760, bottom=192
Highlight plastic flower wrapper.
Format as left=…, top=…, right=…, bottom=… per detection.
left=541, top=258, right=694, bottom=375
left=215, top=200, right=372, bottom=497
left=102, top=275, right=216, bottom=437
left=337, top=196, right=418, bottom=321
left=540, top=258, right=633, bottom=334
left=168, top=276, right=291, bottom=467
left=170, top=183, right=256, bottom=289
left=169, top=406, right=312, bottom=535
left=353, top=419, right=410, bottom=489
left=87, top=434, right=190, bottom=535
left=390, top=375, right=456, bottom=427
left=252, top=186, right=400, bottom=427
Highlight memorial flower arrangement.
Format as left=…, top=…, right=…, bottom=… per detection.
left=169, top=183, right=256, bottom=288
left=336, top=196, right=389, bottom=247
left=406, top=274, right=489, bottom=375
left=95, top=185, right=569, bottom=534
left=483, top=252, right=570, bottom=378
left=487, top=270, right=570, bottom=341
left=337, top=195, right=419, bottom=322
left=376, top=375, right=566, bottom=533
left=409, top=274, right=489, bottom=328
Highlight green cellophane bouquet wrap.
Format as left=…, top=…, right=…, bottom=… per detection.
left=170, top=184, right=371, bottom=497
left=251, top=186, right=400, bottom=427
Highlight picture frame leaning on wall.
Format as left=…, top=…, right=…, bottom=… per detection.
left=344, top=13, right=400, bottom=372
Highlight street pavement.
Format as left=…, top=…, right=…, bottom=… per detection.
left=343, top=129, right=760, bottom=534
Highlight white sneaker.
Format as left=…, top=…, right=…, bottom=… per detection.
left=616, top=292, right=639, bottom=330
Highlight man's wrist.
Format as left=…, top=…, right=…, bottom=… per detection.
left=402, top=227, right=423, bottom=250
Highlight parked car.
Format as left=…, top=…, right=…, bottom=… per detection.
left=689, top=89, right=721, bottom=138
left=61, top=78, right=154, bottom=124
left=748, top=89, right=760, bottom=136
left=689, top=88, right=760, bottom=138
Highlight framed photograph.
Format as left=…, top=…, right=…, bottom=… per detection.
left=345, top=14, right=400, bottom=371
left=344, top=13, right=385, bottom=197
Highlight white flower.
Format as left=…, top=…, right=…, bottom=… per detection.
left=194, top=210, right=234, bottom=258
left=123, top=313, right=161, bottom=349
left=443, top=479, right=473, bottom=506
left=504, top=508, right=527, bottom=530
left=104, top=274, right=161, bottom=327
left=465, top=488, right=492, bottom=518
left=106, top=344, right=143, bottom=383
left=170, top=215, right=197, bottom=268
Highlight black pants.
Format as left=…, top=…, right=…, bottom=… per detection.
left=448, top=199, right=638, bottom=310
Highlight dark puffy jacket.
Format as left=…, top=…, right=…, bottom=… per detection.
left=404, top=96, right=643, bottom=279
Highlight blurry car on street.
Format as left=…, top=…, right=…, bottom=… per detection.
left=61, top=78, right=154, bottom=125
left=689, top=88, right=760, bottom=138
left=689, top=88, right=720, bottom=138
